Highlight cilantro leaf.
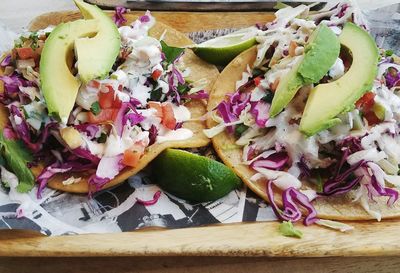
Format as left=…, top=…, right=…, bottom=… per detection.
left=385, top=50, right=394, bottom=57
left=0, top=133, right=35, bottom=193
left=90, top=101, right=101, bottom=115
left=161, top=40, right=185, bottom=64
left=150, top=88, right=163, bottom=101
left=278, top=221, right=303, bottom=239
left=177, top=83, right=190, bottom=95
left=234, top=124, right=248, bottom=137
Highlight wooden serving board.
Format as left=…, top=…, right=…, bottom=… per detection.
left=1, top=10, right=400, bottom=258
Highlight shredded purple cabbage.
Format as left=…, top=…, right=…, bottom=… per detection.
left=72, top=147, right=100, bottom=164
left=216, top=101, right=238, bottom=133
left=320, top=148, right=365, bottom=196
left=250, top=101, right=270, bottom=127
left=112, top=6, right=127, bottom=27
left=88, top=175, right=110, bottom=193
left=337, top=3, right=350, bottom=18
left=3, top=125, right=17, bottom=140
left=37, top=162, right=94, bottom=198
left=148, top=125, right=158, bottom=145
left=366, top=174, right=399, bottom=206
left=136, top=190, right=162, bottom=206
left=123, top=112, right=145, bottom=127
left=338, top=136, right=363, bottom=154
left=298, top=156, right=311, bottom=178
left=266, top=181, right=318, bottom=226
left=385, top=67, right=400, bottom=89
left=229, top=91, right=250, bottom=116
left=168, top=71, right=181, bottom=104
left=139, top=12, right=151, bottom=23
left=8, top=105, right=37, bottom=151
left=251, top=152, right=288, bottom=170
left=0, top=72, right=34, bottom=95
left=0, top=55, right=11, bottom=67
left=74, top=124, right=99, bottom=139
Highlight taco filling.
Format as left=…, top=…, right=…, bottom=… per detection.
left=0, top=2, right=215, bottom=196
left=207, top=2, right=400, bottom=225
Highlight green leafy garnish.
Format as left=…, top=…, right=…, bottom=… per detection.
left=278, top=221, right=303, bottom=239
left=90, top=101, right=101, bottom=116
left=161, top=40, right=185, bottom=64
left=385, top=50, right=394, bottom=57
left=150, top=88, right=163, bottom=101
left=252, top=68, right=264, bottom=77
left=97, top=133, right=107, bottom=143
left=0, top=134, right=34, bottom=193
left=234, top=124, right=249, bottom=137
left=177, top=83, right=190, bottom=95
left=261, top=91, right=274, bottom=103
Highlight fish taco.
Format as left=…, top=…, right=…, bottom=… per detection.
left=0, top=0, right=218, bottom=195
left=206, top=2, right=400, bottom=226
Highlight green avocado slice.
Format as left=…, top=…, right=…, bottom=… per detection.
left=299, top=23, right=379, bottom=136
left=40, top=19, right=99, bottom=123
left=269, top=24, right=340, bottom=117
left=74, top=0, right=121, bottom=83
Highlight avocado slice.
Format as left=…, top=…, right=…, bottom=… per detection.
left=74, top=0, right=121, bottom=83
left=40, top=19, right=99, bottom=123
left=299, top=23, right=379, bottom=136
left=269, top=24, right=340, bottom=117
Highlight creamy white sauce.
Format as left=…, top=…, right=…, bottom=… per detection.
left=172, top=105, right=191, bottom=122
left=156, top=128, right=193, bottom=143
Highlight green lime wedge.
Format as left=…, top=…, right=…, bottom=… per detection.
left=192, top=28, right=258, bottom=66
left=151, top=149, right=242, bottom=203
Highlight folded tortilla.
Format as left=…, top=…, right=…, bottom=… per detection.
left=207, top=46, right=400, bottom=220
left=0, top=11, right=219, bottom=193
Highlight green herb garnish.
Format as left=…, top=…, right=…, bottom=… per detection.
left=278, top=221, right=303, bottom=239
left=90, top=102, right=101, bottom=116
left=261, top=91, right=274, bottom=103
left=385, top=50, right=394, bottom=57
left=234, top=124, right=249, bottom=137
left=0, top=133, right=34, bottom=193
left=161, top=40, right=185, bottom=64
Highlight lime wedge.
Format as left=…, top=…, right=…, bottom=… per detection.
left=192, top=28, right=259, bottom=66
left=151, top=149, right=242, bottom=203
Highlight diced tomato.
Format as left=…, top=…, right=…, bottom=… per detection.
left=161, top=103, right=177, bottom=130
left=99, top=86, right=121, bottom=109
left=253, top=76, right=262, bottom=87
left=363, top=111, right=381, bottom=126
left=122, top=150, right=142, bottom=167
left=148, top=101, right=163, bottom=118
left=16, top=47, right=37, bottom=60
left=88, top=80, right=101, bottom=89
left=88, top=109, right=118, bottom=124
left=355, top=92, right=375, bottom=111
left=151, top=69, right=162, bottom=81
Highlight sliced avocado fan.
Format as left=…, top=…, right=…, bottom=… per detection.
left=40, top=19, right=99, bottom=123
left=269, top=24, right=340, bottom=117
left=299, top=23, right=379, bottom=136
left=40, top=0, right=121, bottom=123
left=74, top=0, right=121, bottom=83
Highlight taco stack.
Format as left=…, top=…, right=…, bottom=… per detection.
left=206, top=2, right=400, bottom=224
left=0, top=0, right=218, bottom=195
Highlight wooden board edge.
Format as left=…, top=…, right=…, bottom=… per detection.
left=0, top=220, right=400, bottom=257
